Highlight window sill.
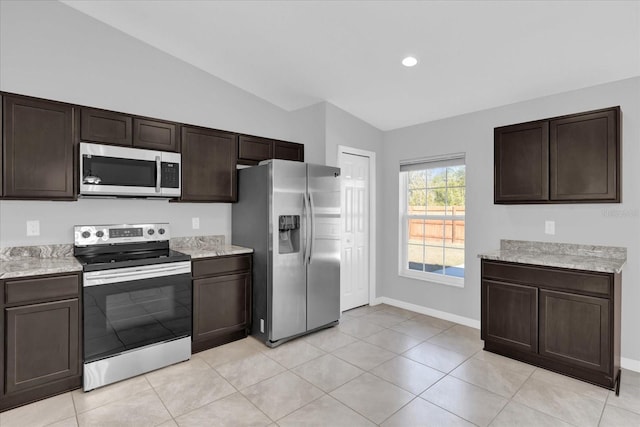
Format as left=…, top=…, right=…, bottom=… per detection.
left=399, top=269, right=465, bottom=288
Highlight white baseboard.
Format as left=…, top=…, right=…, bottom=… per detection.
left=621, top=357, right=640, bottom=373
left=372, top=296, right=480, bottom=329
left=372, top=297, right=640, bottom=373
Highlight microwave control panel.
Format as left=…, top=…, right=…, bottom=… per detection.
left=161, top=162, right=180, bottom=188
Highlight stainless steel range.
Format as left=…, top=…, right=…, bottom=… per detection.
left=74, top=223, right=192, bottom=391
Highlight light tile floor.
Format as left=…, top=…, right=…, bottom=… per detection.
left=1, top=303, right=639, bottom=426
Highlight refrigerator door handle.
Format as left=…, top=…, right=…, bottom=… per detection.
left=308, top=192, right=315, bottom=264
left=303, top=192, right=311, bottom=264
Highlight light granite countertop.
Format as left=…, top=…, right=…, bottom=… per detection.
left=478, top=240, right=627, bottom=274
left=0, top=244, right=81, bottom=279
left=0, top=257, right=83, bottom=279
left=172, top=245, right=253, bottom=259
left=0, top=236, right=253, bottom=279
left=170, top=235, right=253, bottom=259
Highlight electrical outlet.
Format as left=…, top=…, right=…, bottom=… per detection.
left=26, top=220, right=40, bottom=236
left=192, top=217, right=200, bottom=230
left=545, top=220, right=555, bottom=235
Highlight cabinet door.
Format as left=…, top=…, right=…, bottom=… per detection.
left=5, top=299, right=80, bottom=394
left=539, top=289, right=610, bottom=373
left=274, top=140, right=304, bottom=162
left=193, top=273, right=250, bottom=342
left=494, top=121, right=549, bottom=203
left=3, top=96, right=75, bottom=199
left=81, top=108, right=132, bottom=146
left=181, top=126, right=238, bottom=202
left=238, top=135, right=273, bottom=165
left=0, top=94, right=3, bottom=197
left=133, top=118, right=179, bottom=152
left=482, top=280, right=538, bottom=353
left=550, top=108, right=619, bottom=202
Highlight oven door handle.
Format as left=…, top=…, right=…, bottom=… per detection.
left=84, top=262, right=191, bottom=287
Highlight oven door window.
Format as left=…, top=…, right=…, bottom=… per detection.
left=83, top=273, right=191, bottom=363
left=83, top=155, right=157, bottom=188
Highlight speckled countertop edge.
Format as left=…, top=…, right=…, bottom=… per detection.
left=0, top=257, right=83, bottom=279
left=0, top=235, right=253, bottom=279
left=172, top=245, right=253, bottom=259
left=170, top=235, right=253, bottom=259
left=478, top=240, right=627, bottom=274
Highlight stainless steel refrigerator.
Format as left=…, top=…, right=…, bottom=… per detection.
left=232, top=159, right=341, bottom=347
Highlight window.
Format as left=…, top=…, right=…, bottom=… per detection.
left=399, top=154, right=465, bottom=286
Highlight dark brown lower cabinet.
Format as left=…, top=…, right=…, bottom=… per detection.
left=482, top=280, right=538, bottom=353
left=539, top=290, right=610, bottom=373
left=481, top=259, right=621, bottom=392
left=0, top=273, right=82, bottom=412
left=192, top=254, right=252, bottom=353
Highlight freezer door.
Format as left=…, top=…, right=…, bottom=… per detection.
left=270, top=160, right=308, bottom=341
left=307, top=164, right=341, bottom=331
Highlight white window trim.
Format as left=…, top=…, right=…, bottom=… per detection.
left=397, top=163, right=465, bottom=288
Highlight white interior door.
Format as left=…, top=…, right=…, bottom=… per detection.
left=339, top=151, right=370, bottom=311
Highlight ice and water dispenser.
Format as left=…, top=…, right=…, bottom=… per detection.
left=278, top=215, right=300, bottom=254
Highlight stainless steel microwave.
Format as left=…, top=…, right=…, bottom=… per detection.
left=79, top=142, right=181, bottom=198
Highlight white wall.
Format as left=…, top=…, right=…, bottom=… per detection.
left=289, top=102, right=326, bottom=165
left=0, top=199, right=230, bottom=247
left=0, top=0, right=305, bottom=247
left=324, top=104, right=385, bottom=296
left=382, top=77, right=640, bottom=365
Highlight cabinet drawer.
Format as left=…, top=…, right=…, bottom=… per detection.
left=5, top=274, right=80, bottom=305
left=193, top=255, right=251, bottom=278
left=482, top=261, right=611, bottom=297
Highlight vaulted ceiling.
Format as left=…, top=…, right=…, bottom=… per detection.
left=61, top=0, right=640, bottom=130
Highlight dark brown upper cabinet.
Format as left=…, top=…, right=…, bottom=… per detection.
left=494, top=106, right=620, bottom=204
left=2, top=95, right=76, bottom=200
left=550, top=108, right=619, bottom=202
left=237, top=135, right=304, bottom=165
left=0, top=94, right=3, bottom=198
left=237, top=135, right=273, bottom=165
left=133, top=118, right=179, bottom=152
left=81, top=108, right=132, bottom=146
left=180, top=126, right=238, bottom=202
left=495, top=120, right=549, bottom=203
left=274, top=140, right=304, bottom=162
left=82, top=108, right=181, bottom=152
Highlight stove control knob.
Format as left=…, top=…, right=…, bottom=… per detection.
left=96, top=230, right=104, bottom=238
left=81, top=231, right=91, bottom=239
left=148, top=229, right=155, bottom=235
left=158, top=228, right=165, bottom=235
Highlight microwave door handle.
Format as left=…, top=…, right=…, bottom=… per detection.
left=155, top=156, right=161, bottom=193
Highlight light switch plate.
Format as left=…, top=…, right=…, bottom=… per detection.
left=192, top=217, right=200, bottom=229
left=545, top=220, right=555, bottom=235
left=26, top=220, right=40, bottom=236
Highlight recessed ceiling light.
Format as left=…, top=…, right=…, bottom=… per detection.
left=402, top=56, right=418, bottom=67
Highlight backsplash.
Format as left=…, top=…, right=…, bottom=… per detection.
left=0, top=235, right=227, bottom=261
left=500, top=239, right=627, bottom=260
left=170, top=235, right=225, bottom=249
